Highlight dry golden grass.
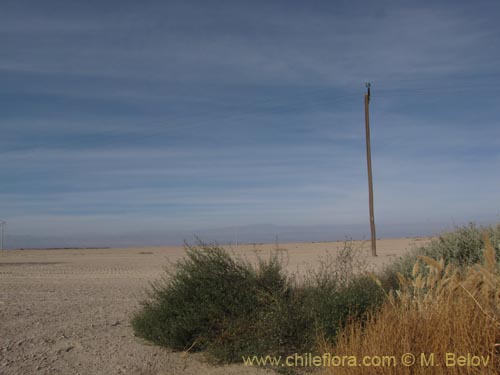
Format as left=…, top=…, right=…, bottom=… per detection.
left=320, top=233, right=500, bottom=375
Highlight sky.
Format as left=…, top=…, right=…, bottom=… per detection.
left=1, top=0, right=500, bottom=248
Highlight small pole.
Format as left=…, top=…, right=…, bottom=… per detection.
left=0, top=221, right=5, bottom=251
left=364, top=83, right=377, bottom=256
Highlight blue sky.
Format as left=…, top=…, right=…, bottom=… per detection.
left=1, top=0, right=499, bottom=247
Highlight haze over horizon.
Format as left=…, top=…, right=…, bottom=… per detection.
left=1, top=0, right=500, bottom=249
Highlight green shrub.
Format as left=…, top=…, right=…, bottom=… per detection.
left=132, top=243, right=291, bottom=355
left=304, top=276, right=386, bottom=340
left=301, top=242, right=385, bottom=342
left=380, top=223, right=500, bottom=289
left=420, top=223, right=500, bottom=266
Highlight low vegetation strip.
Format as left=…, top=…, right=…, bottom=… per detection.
left=131, top=241, right=384, bottom=364
left=131, top=223, right=500, bottom=372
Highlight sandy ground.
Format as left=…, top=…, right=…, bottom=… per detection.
left=0, top=238, right=429, bottom=375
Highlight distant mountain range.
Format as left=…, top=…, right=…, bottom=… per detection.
left=2, top=221, right=461, bottom=249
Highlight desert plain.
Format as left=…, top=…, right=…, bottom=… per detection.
left=0, top=237, right=430, bottom=375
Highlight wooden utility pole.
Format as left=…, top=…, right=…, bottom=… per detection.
left=364, top=83, right=377, bottom=256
